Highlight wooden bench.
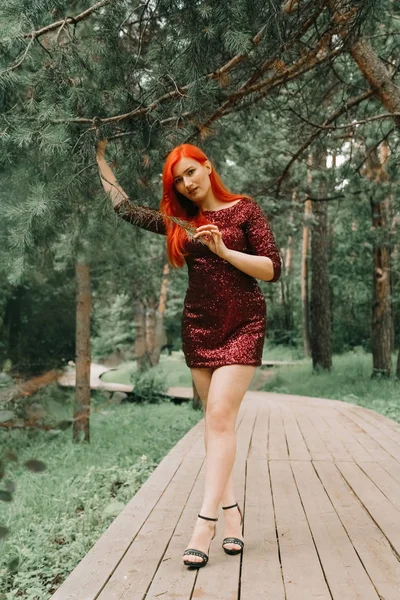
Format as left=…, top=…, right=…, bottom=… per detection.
left=50, top=389, right=400, bottom=599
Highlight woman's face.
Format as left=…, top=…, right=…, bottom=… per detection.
left=172, top=157, right=212, bottom=204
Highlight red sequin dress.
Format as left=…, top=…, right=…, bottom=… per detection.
left=115, top=197, right=281, bottom=369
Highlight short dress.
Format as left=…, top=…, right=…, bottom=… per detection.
left=115, top=197, right=281, bottom=369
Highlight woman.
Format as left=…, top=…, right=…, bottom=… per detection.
left=96, top=140, right=281, bottom=569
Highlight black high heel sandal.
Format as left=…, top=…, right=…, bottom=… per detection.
left=221, top=502, right=244, bottom=555
left=183, top=514, right=218, bottom=568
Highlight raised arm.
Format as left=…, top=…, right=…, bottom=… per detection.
left=96, top=140, right=167, bottom=235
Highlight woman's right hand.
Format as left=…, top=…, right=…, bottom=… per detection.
left=96, top=139, right=108, bottom=161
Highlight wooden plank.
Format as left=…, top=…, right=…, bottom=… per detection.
left=241, top=457, right=285, bottom=599
left=333, top=410, right=390, bottom=459
left=248, top=403, right=269, bottom=458
left=341, top=409, right=400, bottom=462
left=269, top=460, right=331, bottom=599
left=97, top=435, right=206, bottom=599
left=193, top=402, right=257, bottom=599
left=268, top=404, right=288, bottom=460
left=281, top=404, right=311, bottom=460
left=294, top=410, right=332, bottom=461
left=292, top=461, right=379, bottom=600
left=314, top=461, right=400, bottom=600
left=376, top=456, right=400, bottom=486
left=347, top=405, right=400, bottom=446
left=51, top=392, right=400, bottom=600
left=144, top=399, right=252, bottom=600
left=313, top=408, right=400, bottom=486
left=322, top=408, right=374, bottom=462
left=336, top=461, right=400, bottom=555
left=50, top=420, right=204, bottom=600
left=349, top=403, right=400, bottom=434
left=307, top=409, right=352, bottom=461
left=357, top=461, right=400, bottom=512
left=261, top=360, right=299, bottom=367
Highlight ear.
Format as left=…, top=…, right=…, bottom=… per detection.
left=205, top=160, right=212, bottom=174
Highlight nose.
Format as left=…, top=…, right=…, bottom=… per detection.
left=183, top=176, right=193, bottom=189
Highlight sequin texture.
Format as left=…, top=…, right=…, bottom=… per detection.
left=116, top=197, right=281, bottom=368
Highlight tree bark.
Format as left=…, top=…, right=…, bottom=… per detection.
left=310, top=148, right=332, bottom=370
left=328, top=3, right=400, bottom=126
left=397, top=347, right=400, bottom=378
left=2, top=286, right=24, bottom=371
left=301, top=163, right=312, bottom=357
left=364, top=144, right=393, bottom=377
left=152, top=261, right=170, bottom=365
left=348, top=37, right=400, bottom=127
left=145, top=297, right=157, bottom=367
left=280, top=191, right=295, bottom=344
left=135, top=299, right=151, bottom=372
left=73, top=260, right=91, bottom=443
left=192, top=379, right=202, bottom=410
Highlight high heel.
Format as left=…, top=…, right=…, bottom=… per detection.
left=183, top=514, right=218, bottom=568
left=221, top=502, right=244, bottom=555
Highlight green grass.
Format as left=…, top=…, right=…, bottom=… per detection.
left=101, top=351, right=193, bottom=388
left=102, top=344, right=306, bottom=391
left=0, top=388, right=202, bottom=599
left=262, top=349, right=400, bottom=423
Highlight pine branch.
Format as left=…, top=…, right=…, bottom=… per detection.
left=1, top=35, right=35, bottom=73
left=49, top=24, right=270, bottom=126
left=289, top=110, right=400, bottom=130
left=20, top=0, right=116, bottom=40
left=273, top=89, right=374, bottom=196
left=184, top=34, right=344, bottom=143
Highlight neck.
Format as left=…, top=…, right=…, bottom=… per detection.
left=198, top=188, right=219, bottom=212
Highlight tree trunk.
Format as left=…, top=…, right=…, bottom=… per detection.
left=280, top=191, right=295, bottom=344
left=2, top=286, right=24, bottom=371
left=152, top=261, right=170, bottom=365
left=145, top=297, right=157, bottom=367
left=310, top=148, right=332, bottom=370
left=301, top=165, right=312, bottom=356
left=192, top=379, right=202, bottom=411
left=73, top=260, right=91, bottom=443
left=364, top=144, right=393, bottom=377
left=328, top=3, right=400, bottom=125
left=397, top=347, right=400, bottom=378
left=135, top=299, right=150, bottom=372
left=349, top=37, right=400, bottom=127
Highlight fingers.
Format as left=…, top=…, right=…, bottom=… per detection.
left=193, top=225, right=221, bottom=240
left=196, top=224, right=219, bottom=232
left=193, top=231, right=221, bottom=240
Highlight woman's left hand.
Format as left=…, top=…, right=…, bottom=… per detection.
left=193, top=224, right=229, bottom=259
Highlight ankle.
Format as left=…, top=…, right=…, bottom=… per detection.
left=221, top=501, right=237, bottom=510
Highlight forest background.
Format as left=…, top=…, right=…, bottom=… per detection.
left=0, top=0, right=400, bottom=597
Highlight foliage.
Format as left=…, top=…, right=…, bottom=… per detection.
left=0, top=393, right=202, bottom=598
left=262, top=348, right=400, bottom=422
left=130, top=366, right=169, bottom=404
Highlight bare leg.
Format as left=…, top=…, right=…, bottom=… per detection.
left=182, top=365, right=256, bottom=564
left=191, top=368, right=237, bottom=508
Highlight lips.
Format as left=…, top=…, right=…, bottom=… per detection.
left=188, top=187, right=198, bottom=195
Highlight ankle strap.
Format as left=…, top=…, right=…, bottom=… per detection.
left=198, top=514, right=218, bottom=521
left=222, top=503, right=238, bottom=510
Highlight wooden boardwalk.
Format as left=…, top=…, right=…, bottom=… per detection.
left=51, top=391, right=400, bottom=600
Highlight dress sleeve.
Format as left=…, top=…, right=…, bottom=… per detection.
left=244, top=200, right=281, bottom=282
left=114, top=198, right=167, bottom=235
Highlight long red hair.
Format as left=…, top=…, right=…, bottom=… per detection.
left=161, top=144, right=248, bottom=267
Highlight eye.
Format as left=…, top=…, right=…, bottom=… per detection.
left=188, top=169, right=195, bottom=175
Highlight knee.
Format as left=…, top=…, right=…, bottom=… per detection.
left=206, top=406, right=234, bottom=434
